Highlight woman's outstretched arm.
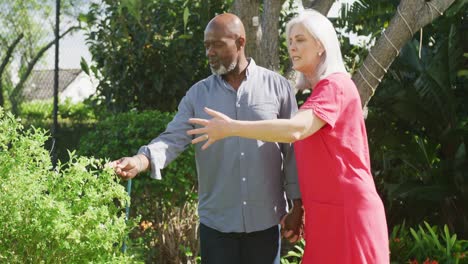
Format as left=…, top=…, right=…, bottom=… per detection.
left=187, top=107, right=326, bottom=150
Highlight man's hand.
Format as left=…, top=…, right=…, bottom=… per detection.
left=109, top=155, right=146, bottom=180
left=280, top=199, right=304, bottom=243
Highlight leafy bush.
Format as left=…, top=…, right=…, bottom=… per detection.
left=77, top=110, right=197, bottom=207
left=132, top=201, right=200, bottom=264
left=19, top=99, right=96, bottom=125
left=366, top=3, right=468, bottom=237
left=77, top=110, right=198, bottom=262
left=390, top=222, right=468, bottom=264
left=280, top=239, right=305, bottom=264
left=279, top=222, right=468, bottom=264
left=81, top=0, right=230, bottom=113
left=0, top=108, right=137, bottom=263
left=18, top=99, right=97, bottom=163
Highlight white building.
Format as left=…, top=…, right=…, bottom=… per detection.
left=21, top=69, right=97, bottom=103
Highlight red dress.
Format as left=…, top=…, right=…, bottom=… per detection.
left=294, top=73, right=389, bottom=263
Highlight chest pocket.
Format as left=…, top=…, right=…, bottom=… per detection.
left=248, top=102, right=279, bottom=120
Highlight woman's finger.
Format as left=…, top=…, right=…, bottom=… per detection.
left=187, top=127, right=207, bottom=136
left=192, top=134, right=209, bottom=144
left=204, top=107, right=223, bottom=118
left=188, top=118, right=209, bottom=126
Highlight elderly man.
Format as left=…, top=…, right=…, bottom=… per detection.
left=112, top=13, right=303, bottom=264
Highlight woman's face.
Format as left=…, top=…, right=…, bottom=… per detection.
left=288, top=23, right=324, bottom=75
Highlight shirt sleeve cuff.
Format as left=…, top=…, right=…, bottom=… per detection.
left=138, top=146, right=162, bottom=180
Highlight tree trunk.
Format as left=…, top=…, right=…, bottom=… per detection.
left=0, top=33, right=24, bottom=107
left=232, top=0, right=455, bottom=108
left=302, top=0, right=336, bottom=14
left=231, top=0, right=262, bottom=61
left=259, top=0, right=285, bottom=70
left=352, top=0, right=456, bottom=107
left=231, top=0, right=285, bottom=71
left=10, top=26, right=78, bottom=115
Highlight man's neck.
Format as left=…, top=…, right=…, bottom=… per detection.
left=223, top=58, right=249, bottom=91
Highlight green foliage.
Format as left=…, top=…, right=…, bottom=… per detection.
left=280, top=239, right=305, bottom=264
left=279, top=222, right=468, bottom=264
left=335, top=0, right=397, bottom=75
left=77, top=110, right=197, bottom=206
left=77, top=109, right=198, bottom=262
left=0, top=0, right=88, bottom=109
left=366, top=3, right=468, bottom=236
left=279, top=0, right=299, bottom=75
left=81, top=0, right=230, bottom=113
left=390, top=222, right=468, bottom=263
left=18, top=99, right=96, bottom=163
left=0, top=108, right=138, bottom=263
left=19, top=99, right=96, bottom=124
left=336, top=0, right=398, bottom=38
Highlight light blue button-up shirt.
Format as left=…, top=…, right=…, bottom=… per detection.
left=138, top=59, right=301, bottom=233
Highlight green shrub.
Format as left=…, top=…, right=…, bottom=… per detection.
left=19, top=99, right=96, bottom=125
left=0, top=108, right=138, bottom=263
left=18, top=99, right=97, bottom=164
left=280, top=239, right=305, bottom=264
left=77, top=110, right=197, bottom=207
left=77, top=110, right=198, bottom=262
left=390, top=222, right=468, bottom=264
left=279, top=222, right=468, bottom=264
left=82, top=0, right=230, bottom=113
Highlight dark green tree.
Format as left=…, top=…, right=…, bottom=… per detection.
left=82, top=0, right=230, bottom=113
left=365, top=2, right=468, bottom=237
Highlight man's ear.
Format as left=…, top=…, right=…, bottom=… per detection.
left=236, top=36, right=245, bottom=50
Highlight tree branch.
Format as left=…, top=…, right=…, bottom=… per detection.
left=10, top=26, right=80, bottom=114
left=302, top=0, right=336, bottom=14
left=0, top=33, right=24, bottom=106
left=352, top=0, right=456, bottom=107
left=259, top=0, right=286, bottom=70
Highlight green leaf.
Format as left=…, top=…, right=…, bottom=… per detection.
left=183, top=7, right=190, bottom=32
left=423, top=222, right=443, bottom=251
left=78, top=13, right=88, bottom=23
left=80, top=57, right=90, bottom=76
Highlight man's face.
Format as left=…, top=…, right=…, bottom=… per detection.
left=204, top=27, right=239, bottom=75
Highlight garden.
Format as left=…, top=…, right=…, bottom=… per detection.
left=0, top=0, right=467, bottom=263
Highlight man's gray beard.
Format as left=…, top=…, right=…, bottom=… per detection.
left=211, top=61, right=237, bottom=76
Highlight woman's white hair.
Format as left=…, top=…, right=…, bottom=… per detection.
left=286, top=9, right=348, bottom=90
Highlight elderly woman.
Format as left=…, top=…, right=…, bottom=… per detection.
left=188, top=9, right=389, bottom=264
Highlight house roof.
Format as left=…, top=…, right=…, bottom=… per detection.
left=21, top=69, right=82, bottom=101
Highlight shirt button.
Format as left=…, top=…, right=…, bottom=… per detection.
left=243, top=201, right=247, bottom=205
left=242, top=177, right=246, bottom=181
left=240, top=152, right=244, bottom=156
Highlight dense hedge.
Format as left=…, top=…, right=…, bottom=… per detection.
left=18, top=99, right=96, bottom=164
left=77, top=110, right=197, bottom=208
left=77, top=110, right=198, bottom=261
left=82, top=0, right=230, bottom=113
left=0, top=108, right=136, bottom=263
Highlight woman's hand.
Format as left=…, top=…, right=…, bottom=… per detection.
left=187, top=107, right=233, bottom=150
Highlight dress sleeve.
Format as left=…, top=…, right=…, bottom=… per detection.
left=300, top=78, right=342, bottom=128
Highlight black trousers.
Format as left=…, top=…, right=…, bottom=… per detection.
left=199, top=223, right=280, bottom=264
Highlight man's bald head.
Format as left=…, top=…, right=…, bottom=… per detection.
left=205, top=13, right=246, bottom=40
left=204, top=13, right=248, bottom=76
